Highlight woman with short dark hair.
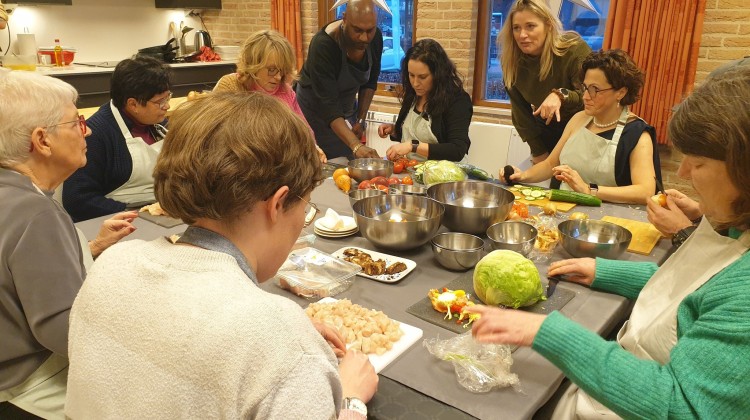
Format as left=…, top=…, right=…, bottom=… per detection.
left=378, top=38, right=472, bottom=162
left=63, top=56, right=172, bottom=222
left=506, top=49, right=662, bottom=204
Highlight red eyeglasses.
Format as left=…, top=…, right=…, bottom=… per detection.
left=45, top=114, right=87, bottom=136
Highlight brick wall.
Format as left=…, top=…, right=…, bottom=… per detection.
left=202, top=0, right=750, bottom=199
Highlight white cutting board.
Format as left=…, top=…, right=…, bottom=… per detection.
left=317, top=297, right=423, bottom=373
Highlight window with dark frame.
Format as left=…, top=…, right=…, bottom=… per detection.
left=318, top=0, right=416, bottom=95
left=473, top=0, right=610, bottom=108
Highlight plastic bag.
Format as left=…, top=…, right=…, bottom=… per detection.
left=422, top=160, right=467, bottom=185
left=423, top=332, right=519, bottom=393
left=528, top=214, right=561, bottom=263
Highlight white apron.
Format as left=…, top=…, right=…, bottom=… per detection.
left=104, top=101, right=165, bottom=206
left=401, top=105, right=468, bottom=162
left=552, top=218, right=750, bottom=419
left=558, top=108, right=629, bottom=191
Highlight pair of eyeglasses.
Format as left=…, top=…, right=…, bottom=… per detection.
left=45, top=114, right=87, bottom=136
left=297, top=195, right=319, bottom=227
left=149, top=91, right=173, bottom=109
left=266, top=66, right=283, bottom=77
left=580, top=84, right=614, bottom=99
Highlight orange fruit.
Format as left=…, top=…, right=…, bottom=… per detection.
left=332, top=168, right=349, bottom=181
left=335, top=174, right=352, bottom=193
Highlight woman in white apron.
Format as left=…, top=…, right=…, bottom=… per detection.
left=0, top=71, right=136, bottom=419
left=504, top=50, right=661, bottom=205
left=62, top=56, right=171, bottom=222
left=378, top=39, right=472, bottom=163
left=465, top=64, right=750, bottom=419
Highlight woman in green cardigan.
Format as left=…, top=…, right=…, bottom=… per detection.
left=466, top=64, right=750, bottom=419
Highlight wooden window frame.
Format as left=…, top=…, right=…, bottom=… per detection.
left=317, top=0, right=418, bottom=97
left=472, top=0, right=510, bottom=109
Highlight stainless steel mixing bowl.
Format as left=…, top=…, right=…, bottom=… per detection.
left=431, top=232, right=485, bottom=271
left=347, top=158, right=394, bottom=183
left=558, top=219, right=632, bottom=259
left=348, top=188, right=386, bottom=207
left=486, top=221, right=538, bottom=257
left=427, top=181, right=515, bottom=235
left=389, top=184, right=428, bottom=196
left=352, top=194, right=444, bottom=251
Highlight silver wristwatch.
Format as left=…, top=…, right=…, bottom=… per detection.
left=342, top=397, right=367, bottom=416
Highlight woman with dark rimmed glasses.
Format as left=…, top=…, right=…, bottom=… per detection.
left=0, top=69, right=136, bottom=419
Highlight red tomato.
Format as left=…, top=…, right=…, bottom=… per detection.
left=406, top=159, right=419, bottom=168
left=388, top=176, right=400, bottom=185
left=393, top=162, right=404, bottom=174
left=358, top=180, right=372, bottom=190
left=512, top=201, right=529, bottom=218
left=375, top=184, right=389, bottom=192
left=371, top=176, right=388, bottom=187
left=402, top=175, right=413, bottom=185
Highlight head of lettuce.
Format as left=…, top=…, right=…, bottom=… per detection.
left=472, top=250, right=546, bottom=308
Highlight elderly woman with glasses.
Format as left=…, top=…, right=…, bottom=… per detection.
left=63, top=56, right=173, bottom=222
left=214, top=29, right=326, bottom=163
left=66, top=92, right=378, bottom=419
left=504, top=49, right=662, bottom=204
left=0, top=70, right=135, bottom=419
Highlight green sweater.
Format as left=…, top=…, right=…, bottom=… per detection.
left=507, top=38, right=591, bottom=154
left=532, top=254, right=750, bottom=419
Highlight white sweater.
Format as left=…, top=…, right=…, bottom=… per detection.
left=66, top=237, right=343, bottom=419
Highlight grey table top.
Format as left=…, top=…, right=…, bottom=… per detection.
left=75, top=174, right=669, bottom=420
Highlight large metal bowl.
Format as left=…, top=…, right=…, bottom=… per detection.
left=347, top=158, right=393, bottom=183
left=352, top=194, right=444, bottom=251
left=348, top=188, right=386, bottom=207
left=427, top=181, right=515, bottom=235
left=486, top=221, right=538, bottom=257
left=558, top=219, right=632, bottom=259
left=431, top=232, right=485, bottom=271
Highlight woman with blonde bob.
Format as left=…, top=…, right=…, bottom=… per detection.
left=214, top=29, right=326, bottom=162
left=66, top=92, right=378, bottom=419
left=467, top=65, right=750, bottom=419
left=500, top=0, right=591, bottom=164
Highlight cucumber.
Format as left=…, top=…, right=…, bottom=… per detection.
left=549, top=189, right=602, bottom=206
left=457, top=163, right=490, bottom=181
left=530, top=190, right=544, bottom=198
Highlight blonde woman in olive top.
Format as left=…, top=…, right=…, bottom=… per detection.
left=500, top=0, right=591, bottom=163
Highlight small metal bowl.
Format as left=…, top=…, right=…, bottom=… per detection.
left=431, top=232, right=485, bottom=271
left=389, top=184, right=427, bottom=196
left=558, top=219, right=632, bottom=259
left=347, top=158, right=394, bottom=183
left=348, top=189, right=386, bottom=207
left=486, top=221, right=538, bottom=257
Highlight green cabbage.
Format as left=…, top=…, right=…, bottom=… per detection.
left=422, top=160, right=467, bottom=185
left=473, top=250, right=546, bottom=308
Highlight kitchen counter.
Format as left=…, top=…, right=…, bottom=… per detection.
left=38, top=60, right=234, bottom=76
left=47, top=61, right=236, bottom=108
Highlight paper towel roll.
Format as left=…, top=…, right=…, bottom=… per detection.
left=16, top=33, right=38, bottom=57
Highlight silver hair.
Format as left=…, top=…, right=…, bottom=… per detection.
left=0, top=71, right=78, bottom=167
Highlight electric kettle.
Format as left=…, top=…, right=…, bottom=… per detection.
left=194, top=30, right=212, bottom=50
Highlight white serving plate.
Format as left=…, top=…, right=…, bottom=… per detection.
left=314, top=216, right=357, bottom=232
left=330, top=246, right=417, bottom=283
left=316, top=297, right=423, bottom=373
left=313, top=227, right=359, bottom=238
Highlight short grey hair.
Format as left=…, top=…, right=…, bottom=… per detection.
left=0, top=71, right=78, bottom=167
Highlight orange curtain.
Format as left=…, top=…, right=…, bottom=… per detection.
left=603, top=0, right=706, bottom=144
left=271, top=0, right=304, bottom=71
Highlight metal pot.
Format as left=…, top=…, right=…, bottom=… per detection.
left=194, top=30, right=212, bottom=50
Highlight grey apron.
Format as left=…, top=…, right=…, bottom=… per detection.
left=296, top=30, right=372, bottom=159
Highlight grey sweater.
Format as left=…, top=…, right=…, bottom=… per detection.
left=0, top=168, right=86, bottom=390
left=66, top=238, right=346, bottom=419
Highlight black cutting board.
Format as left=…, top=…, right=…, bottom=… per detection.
left=138, top=211, right=185, bottom=228
left=406, top=271, right=576, bottom=335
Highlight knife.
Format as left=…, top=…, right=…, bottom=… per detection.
left=654, top=176, right=665, bottom=194
left=546, top=275, right=564, bottom=298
